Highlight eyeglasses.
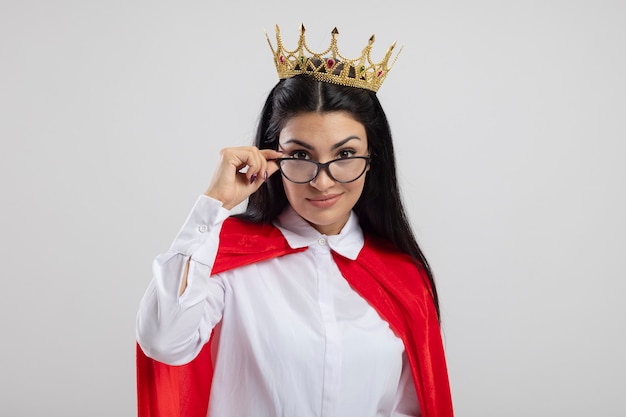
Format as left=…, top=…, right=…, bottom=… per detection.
left=272, top=156, right=370, bottom=184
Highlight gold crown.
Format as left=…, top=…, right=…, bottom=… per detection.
left=265, top=24, right=401, bottom=93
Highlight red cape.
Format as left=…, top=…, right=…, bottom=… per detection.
left=137, top=217, right=453, bottom=416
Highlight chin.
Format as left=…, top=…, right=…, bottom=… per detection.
left=300, top=209, right=351, bottom=236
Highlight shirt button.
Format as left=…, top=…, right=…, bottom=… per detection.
left=198, top=224, right=208, bottom=233
left=318, top=237, right=327, bottom=246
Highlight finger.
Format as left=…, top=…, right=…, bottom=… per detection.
left=251, top=148, right=284, bottom=182
left=226, top=147, right=258, bottom=181
left=259, top=149, right=284, bottom=179
left=259, top=149, right=284, bottom=161
left=246, top=150, right=266, bottom=184
left=242, top=148, right=272, bottom=184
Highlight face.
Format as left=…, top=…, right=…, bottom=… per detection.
left=278, top=111, right=369, bottom=235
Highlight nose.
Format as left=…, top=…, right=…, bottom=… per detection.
left=309, top=165, right=335, bottom=190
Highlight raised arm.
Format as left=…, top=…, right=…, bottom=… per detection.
left=136, top=146, right=282, bottom=365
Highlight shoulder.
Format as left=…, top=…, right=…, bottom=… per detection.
left=221, top=216, right=277, bottom=237
left=360, top=236, right=421, bottom=270
left=211, top=216, right=305, bottom=275
left=359, top=236, right=433, bottom=292
left=218, top=216, right=289, bottom=249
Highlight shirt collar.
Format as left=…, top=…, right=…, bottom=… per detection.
left=273, top=206, right=364, bottom=260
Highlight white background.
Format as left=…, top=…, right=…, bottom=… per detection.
left=1, top=1, right=625, bottom=416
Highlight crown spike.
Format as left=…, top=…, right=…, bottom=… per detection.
left=266, top=24, right=400, bottom=92
left=265, top=27, right=276, bottom=54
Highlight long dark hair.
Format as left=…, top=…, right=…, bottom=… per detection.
left=237, top=74, right=440, bottom=318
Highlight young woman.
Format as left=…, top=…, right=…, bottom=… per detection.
left=136, top=26, right=453, bottom=417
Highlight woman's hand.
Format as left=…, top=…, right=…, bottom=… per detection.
left=204, top=146, right=283, bottom=210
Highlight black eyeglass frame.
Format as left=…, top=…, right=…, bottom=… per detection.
left=271, top=156, right=371, bottom=184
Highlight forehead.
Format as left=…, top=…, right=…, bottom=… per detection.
left=279, top=111, right=367, bottom=148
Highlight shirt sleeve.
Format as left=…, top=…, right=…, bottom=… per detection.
left=391, top=352, right=422, bottom=417
left=136, top=195, right=231, bottom=365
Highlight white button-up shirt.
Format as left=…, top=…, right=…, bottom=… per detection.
left=137, top=196, right=420, bottom=416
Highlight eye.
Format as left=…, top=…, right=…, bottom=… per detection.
left=289, top=150, right=310, bottom=159
left=337, top=149, right=357, bottom=159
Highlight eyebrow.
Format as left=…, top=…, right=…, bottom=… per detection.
left=281, top=136, right=362, bottom=150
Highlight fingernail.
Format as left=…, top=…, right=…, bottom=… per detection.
left=250, top=174, right=258, bottom=184
left=263, top=171, right=268, bottom=182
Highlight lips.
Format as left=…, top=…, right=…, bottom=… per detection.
left=307, top=193, right=342, bottom=208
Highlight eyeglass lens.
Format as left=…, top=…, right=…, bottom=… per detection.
left=279, top=158, right=368, bottom=183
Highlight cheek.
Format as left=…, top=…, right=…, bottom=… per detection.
left=353, top=171, right=368, bottom=190
left=352, top=180, right=366, bottom=197
left=281, top=178, right=300, bottom=203
left=352, top=175, right=369, bottom=201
